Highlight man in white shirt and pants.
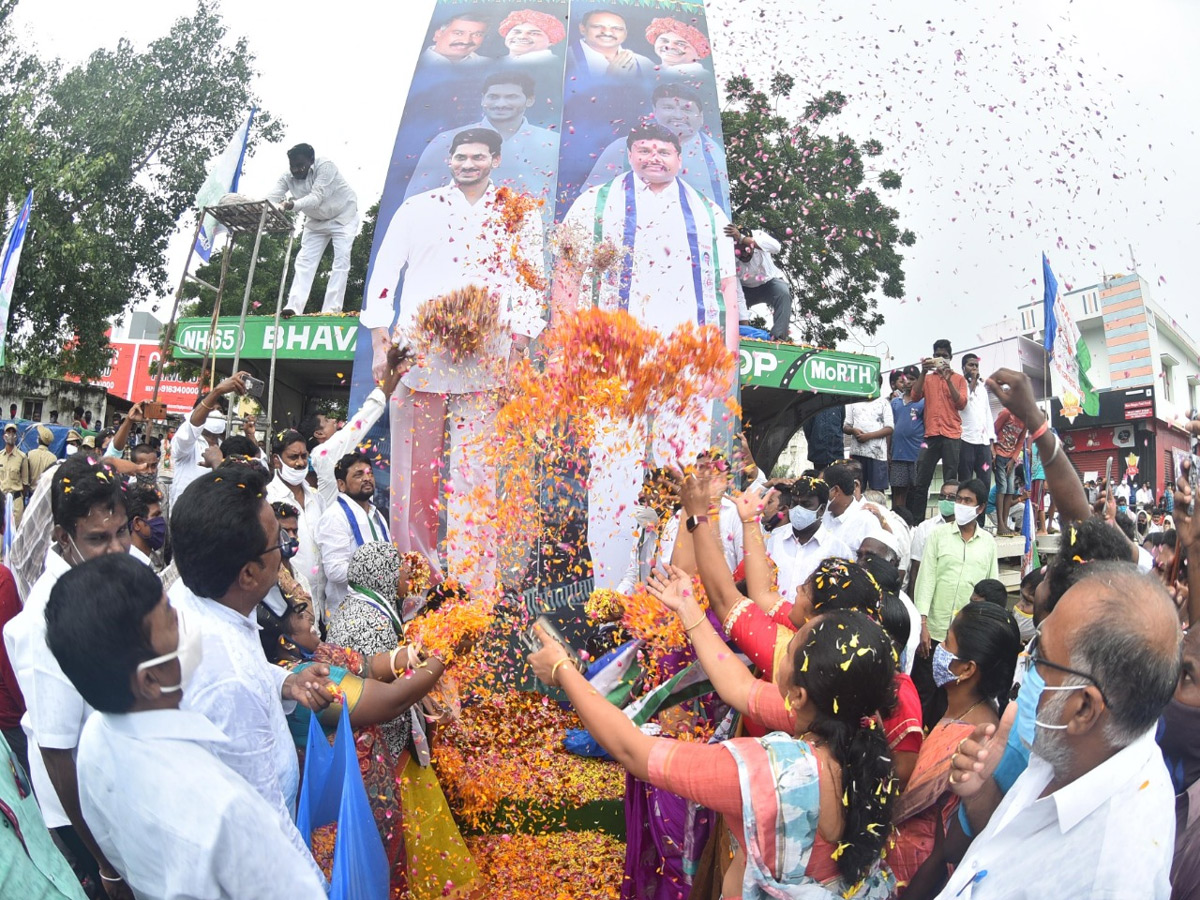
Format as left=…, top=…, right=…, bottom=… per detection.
left=939, top=563, right=1180, bottom=899
left=555, top=123, right=739, bottom=589
left=267, top=143, right=358, bottom=317
left=958, top=353, right=996, bottom=493
left=46, top=554, right=326, bottom=900
left=363, top=127, right=546, bottom=592
left=843, top=388, right=895, bottom=494
left=168, top=466, right=334, bottom=881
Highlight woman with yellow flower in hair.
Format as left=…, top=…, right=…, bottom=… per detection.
left=530, top=564, right=898, bottom=899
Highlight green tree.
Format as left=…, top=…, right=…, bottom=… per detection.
left=722, top=74, right=915, bottom=347
left=0, top=1, right=282, bottom=380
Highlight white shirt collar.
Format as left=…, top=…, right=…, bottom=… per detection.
left=42, top=544, right=73, bottom=578
left=98, top=708, right=230, bottom=745
left=633, top=174, right=679, bottom=197
left=1040, top=727, right=1162, bottom=832
left=129, top=544, right=152, bottom=567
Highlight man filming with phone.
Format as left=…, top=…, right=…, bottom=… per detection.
left=169, top=372, right=250, bottom=507
left=906, top=338, right=968, bottom=524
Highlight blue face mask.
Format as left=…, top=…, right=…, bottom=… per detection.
left=932, top=643, right=959, bottom=687
left=1015, top=658, right=1043, bottom=751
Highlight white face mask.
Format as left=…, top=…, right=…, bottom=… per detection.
left=789, top=503, right=822, bottom=531
left=633, top=505, right=659, bottom=527
left=278, top=462, right=308, bottom=486
left=65, top=444, right=78, bottom=455
left=137, top=604, right=203, bottom=695
left=953, top=502, right=979, bottom=526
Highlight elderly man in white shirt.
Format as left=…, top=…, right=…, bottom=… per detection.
left=168, top=466, right=335, bottom=879
left=2, top=456, right=132, bottom=889
left=554, top=123, right=739, bottom=589
left=941, top=563, right=1180, bottom=899
left=45, top=553, right=326, bottom=900
left=169, top=373, right=248, bottom=508
left=584, top=82, right=730, bottom=212
left=363, top=127, right=545, bottom=592
left=406, top=71, right=560, bottom=210
left=958, top=353, right=997, bottom=492
left=817, top=459, right=884, bottom=555
left=764, top=476, right=855, bottom=601
left=267, top=144, right=358, bottom=317
left=315, top=451, right=391, bottom=620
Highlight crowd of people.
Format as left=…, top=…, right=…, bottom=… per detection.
left=0, top=336, right=1196, bottom=899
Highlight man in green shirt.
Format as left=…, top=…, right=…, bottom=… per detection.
left=912, top=477, right=998, bottom=722
left=0, top=732, right=86, bottom=899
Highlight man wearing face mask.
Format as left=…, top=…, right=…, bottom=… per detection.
left=169, top=467, right=333, bottom=885
left=169, top=372, right=248, bottom=508
left=45, top=554, right=326, bottom=898
left=0, top=422, right=29, bottom=527
left=765, top=475, right=853, bottom=601
left=1160, top=625, right=1200, bottom=899
left=2, top=456, right=131, bottom=895
left=907, top=479, right=959, bottom=594
left=937, top=563, right=1179, bottom=899
left=266, top=429, right=324, bottom=622
left=125, top=484, right=166, bottom=572
left=912, top=478, right=998, bottom=722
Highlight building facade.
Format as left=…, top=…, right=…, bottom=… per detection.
left=1011, top=273, right=1198, bottom=501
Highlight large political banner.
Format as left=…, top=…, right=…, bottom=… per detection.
left=353, top=0, right=735, bottom=594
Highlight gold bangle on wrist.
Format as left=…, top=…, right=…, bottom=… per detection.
left=682, top=611, right=707, bottom=632
left=550, top=657, right=571, bottom=685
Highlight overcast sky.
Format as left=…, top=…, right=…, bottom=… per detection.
left=13, top=0, right=1199, bottom=366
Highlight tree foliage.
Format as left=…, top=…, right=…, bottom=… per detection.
left=722, top=74, right=915, bottom=347
left=0, top=1, right=281, bottom=379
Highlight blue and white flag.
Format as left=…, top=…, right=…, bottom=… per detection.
left=194, top=108, right=255, bottom=262
left=1021, top=439, right=1040, bottom=577
left=2, top=493, right=14, bottom=566
left=0, top=191, right=32, bottom=367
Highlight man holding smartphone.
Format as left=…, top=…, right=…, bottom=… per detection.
left=907, top=339, right=968, bottom=523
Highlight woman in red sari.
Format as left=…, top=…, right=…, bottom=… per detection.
left=530, top=566, right=900, bottom=899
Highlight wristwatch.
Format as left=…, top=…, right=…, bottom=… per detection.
left=685, top=514, right=709, bottom=533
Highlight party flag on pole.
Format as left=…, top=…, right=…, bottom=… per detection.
left=0, top=191, right=33, bottom=366
left=194, top=108, right=255, bottom=262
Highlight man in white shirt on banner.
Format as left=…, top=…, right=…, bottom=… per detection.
left=555, top=123, right=739, bottom=588
left=420, top=13, right=490, bottom=67
left=959, top=352, right=997, bottom=493
left=169, top=373, right=247, bottom=508
left=3, top=457, right=131, bottom=890
left=267, top=143, right=358, bottom=317
left=315, top=451, right=392, bottom=620
left=46, top=554, right=326, bottom=900
left=766, top=475, right=854, bottom=601
left=569, top=9, right=654, bottom=79
left=584, top=82, right=729, bottom=212
left=406, top=71, right=560, bottom=208
left=169, top=467, right=333, bottom=883
left=937, top=563, right=1179, bottom=899
left=363, top=127, right=545, bottom=592
left=843, top=386, right=895, bottom=494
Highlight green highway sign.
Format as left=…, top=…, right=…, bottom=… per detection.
left=738, top=340, right=881, bottom=398
left=173, top=316, right=358, bottom=361
left=173, top=318, right=880, bottom=399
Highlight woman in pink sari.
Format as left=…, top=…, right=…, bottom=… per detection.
left=529, top=567, right=899, bottom=899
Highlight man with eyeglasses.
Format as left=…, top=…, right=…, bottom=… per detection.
left=2, top=456, right=131, bottom=893
left=937, top=562, right=1179, bottom=899
left=167, top=467, right=334, bottom=886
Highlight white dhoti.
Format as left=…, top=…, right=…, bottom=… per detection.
left=286, top=213, right=358, bottom=315
left=587, top=399, right=714, bottom=588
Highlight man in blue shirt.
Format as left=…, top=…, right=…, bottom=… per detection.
left=889, top=365, right=925, bottom=512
